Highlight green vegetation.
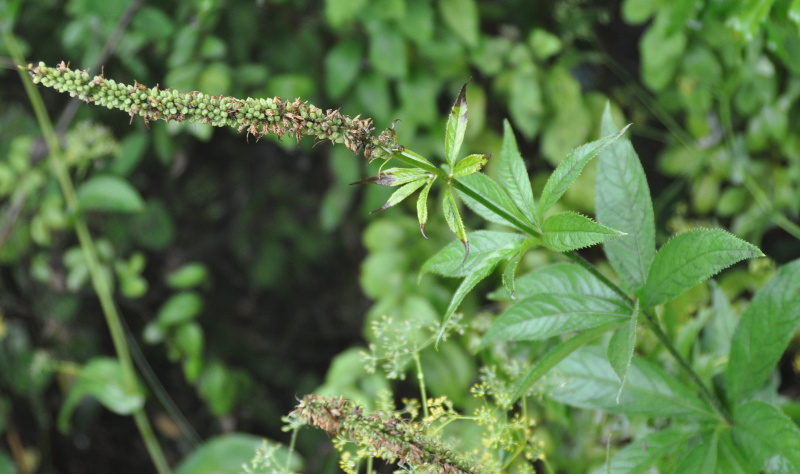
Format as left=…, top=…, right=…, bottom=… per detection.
left=1, top=1, right=799, bottom=473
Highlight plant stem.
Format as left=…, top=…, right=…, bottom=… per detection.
left=5, top=30, right=172, bottom=474
left=413, top=351, right=429, bottom=419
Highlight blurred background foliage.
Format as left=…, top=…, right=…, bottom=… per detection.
left=0, top=0, right=798, bottom=472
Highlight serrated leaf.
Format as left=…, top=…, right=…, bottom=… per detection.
left=498, top=120, right=537, bottom=224
left=416, top=178, right=435, bottom=238
left=492, top=262, right=622, bottom=302
left=371, top=178, right=427, bottom=212
left=638, top=229, right=764, bottom=308
left=456, top=172, right=531, bottom=230
left=77, top=175, right=145, bottom=213
left=596, top=104, right=655, bottom=291
left=436, top=249, right=509, bottom=343
left=480, top=294, right=630, bottom=347
left=351, top=167, right=431, bottom=186
left=511, top=322, right=620, bottom=403
left=442, top=186, right=468, bottom=256
left=538, top=125, right=631, bottom=220
left=591, top=428, right=693, bottom=474
left=731, top=401, right=800, bottom=473
left=421, top=230, right=525, bottom=278
left=675, top=430, right=719, bottom=474
left=539, top=345, right=716, bottom=419
left=541, top=211, right=624, bottom=252
left=444, top=82, right=469, bottom=169
left=58, top=358, right=145, bottom=432
left=608, top=300, right=639, bottom=403
left=726, top=259, right=800, bottom=404
left=452, top=153, right=489, bottom=178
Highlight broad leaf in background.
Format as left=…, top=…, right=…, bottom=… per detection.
left=607, top=300, right=639, bottom=401
left=596, top=104, right=655, bottom=291
left=457, top=172, right=529, bottom=229
left=541, top=211, right=624, bottom=252
left=444, top=82, right=469, bottom=169
left=58, top=357, right=145, bottom=432
left=175, top=434, right=303, bottom=474
left=497, top=119, right=536, bottom=225
left=638, top=229, right=763, bottom=308
left=421, top=230, right=524, bottom=278
left=510, top=322, right=621, bottom=402
left=591, top=427, right=693, bottom=474
left=491, top=262, right=621, bottom=303
left=480, top=294, right=630, bottom=346
left=538, top=346, right=716, bottom=420
left=537, top=125, right=631, bottom=220
left=674, top=429, right=719, bottom=474
left=77, top=175, right=145, bottom=213
left=731, top=401, right=800, bottom=473
left=726, top=259, right=800, bottom=405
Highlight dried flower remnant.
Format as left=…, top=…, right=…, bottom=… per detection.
left=26, top=61, right=400, bottom=160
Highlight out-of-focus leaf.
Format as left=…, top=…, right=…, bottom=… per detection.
left=77, top=175, right=145, bottom=213
left=731, top=401, right=800, bottom=473
left=156, top=292, right=203, bottom=329
left=325, top=39, right=363, bottom=99
left=590, top=428, right=693, bottom=474
left=166, top=263, right=209, bottom=289
left=325, top=0, right=367, bottom=29
left=175, top=435, right=303, bottom=474
left=439, top=0, right=479, bottom=48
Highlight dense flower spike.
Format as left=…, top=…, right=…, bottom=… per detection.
left=292, top=395, right=486, bottom=474
left=26, top=61, right=399, bottom=160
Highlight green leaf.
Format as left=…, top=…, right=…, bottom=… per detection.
left=371, top=178, right=427, bottom=212
left=397, top=147, right=437, bottom=169
left=353, top=167, right=430, bottom=187
left=175, top=435, right=303, bottom=474
left=156, top=292, right=203, bottom=329
left=438, top=0, right=479, bottom=48
left=596, top=104, right=655, bottom=291
left=366, top=20, right=408, bottom=79
left=508, top=64, right=544, bottom=139
left=325, top=39, right=363, bottom=99
left=640, top=14, right=687, bottom=90
left=501, top=248, right=527, bottom=300
left=174, top=321, right=204, bottom=360
left=166, top=263, right=209, bottom=289
left=58, top=358, right=145, bottom=432
left=731, top=401, right=800, bottom=473
left=726, top=259, right=800, bottom=404
left=436, top=249, right=509, bottom=343
left=497, top=120, right=536, bottom=224
left=421, top=230, right=524, bottom=278
left=542, top=211, right=624, bottom=252
left=593, top=428, right=693, bottom=474
left=442, top=186, right=468, bottom=256
left=511, top=322, right=620, bottom=403
left=539, top=345, right=716, bottom=419
left=416, top=178, right=435, bottom=238
left=607, top=300, right=639, bottom=402
left=537, top=125, right=631, bottom=220
left=444, top=82, right=469, bottom=169
left=675, top=429, right=719, bottom=474
left=77, top=175, right=145, bottom=213
left=481, top=294, right=630, bottom=347
left=728, top=0, right=776, bottom=41
left=456, top=172, right=530, bottom=230
left=494, top=262, right=621, bottom=302
left=452, top=153, right=489, bottom=178
left=717, top=431, right=754, bottom=474
left=324, top=0, right=367, bottom=29
left=637, top=229, right=764, bottom=308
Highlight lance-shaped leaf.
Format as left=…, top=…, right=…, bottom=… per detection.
left=596, top=104, right=655, bottom=292
left=541, top=211, right=625, bottom=252
left=726, top=259, right=800, bottom=405
left=731, top=401, right=800, bottom=473
left=637, top=229, right=764, bottom=308
left=480, top=293, right=631, bottom=347
left=370, top=178, right=427, bottom=213
left=510, top=322, right=621, bottom=403
left=421, top=230, right=525, bottom=278
left=456, top=173, right=530, bottom=230
left=595, top=428, right=694, bottom=474
left=608, top=300, right=639, bottom=402
left=501, top=241, right=537, bottom=300
left=351, top=167, right=430, bottom=186
left=442, top=186, right=468, bottom=257
left=436, top=249, right=512, bottom=344
left=416, top=178, right=435, bottom=238
left=452, top=153, right=490, bottom=178
left=538, top=124, right=631, bottom=220
left=444, top=81, right=469, bottom=169
left=497, top=120, right=537, bottom=224
left=397, top=147, right=437, bottom=170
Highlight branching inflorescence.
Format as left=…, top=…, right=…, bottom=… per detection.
left=26, top=61, right=400, bottom=160
left=291, top=395, right=486, bottom=474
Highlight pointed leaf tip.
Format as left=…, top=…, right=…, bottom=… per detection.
left=420, top=223, right=429, bottom=239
